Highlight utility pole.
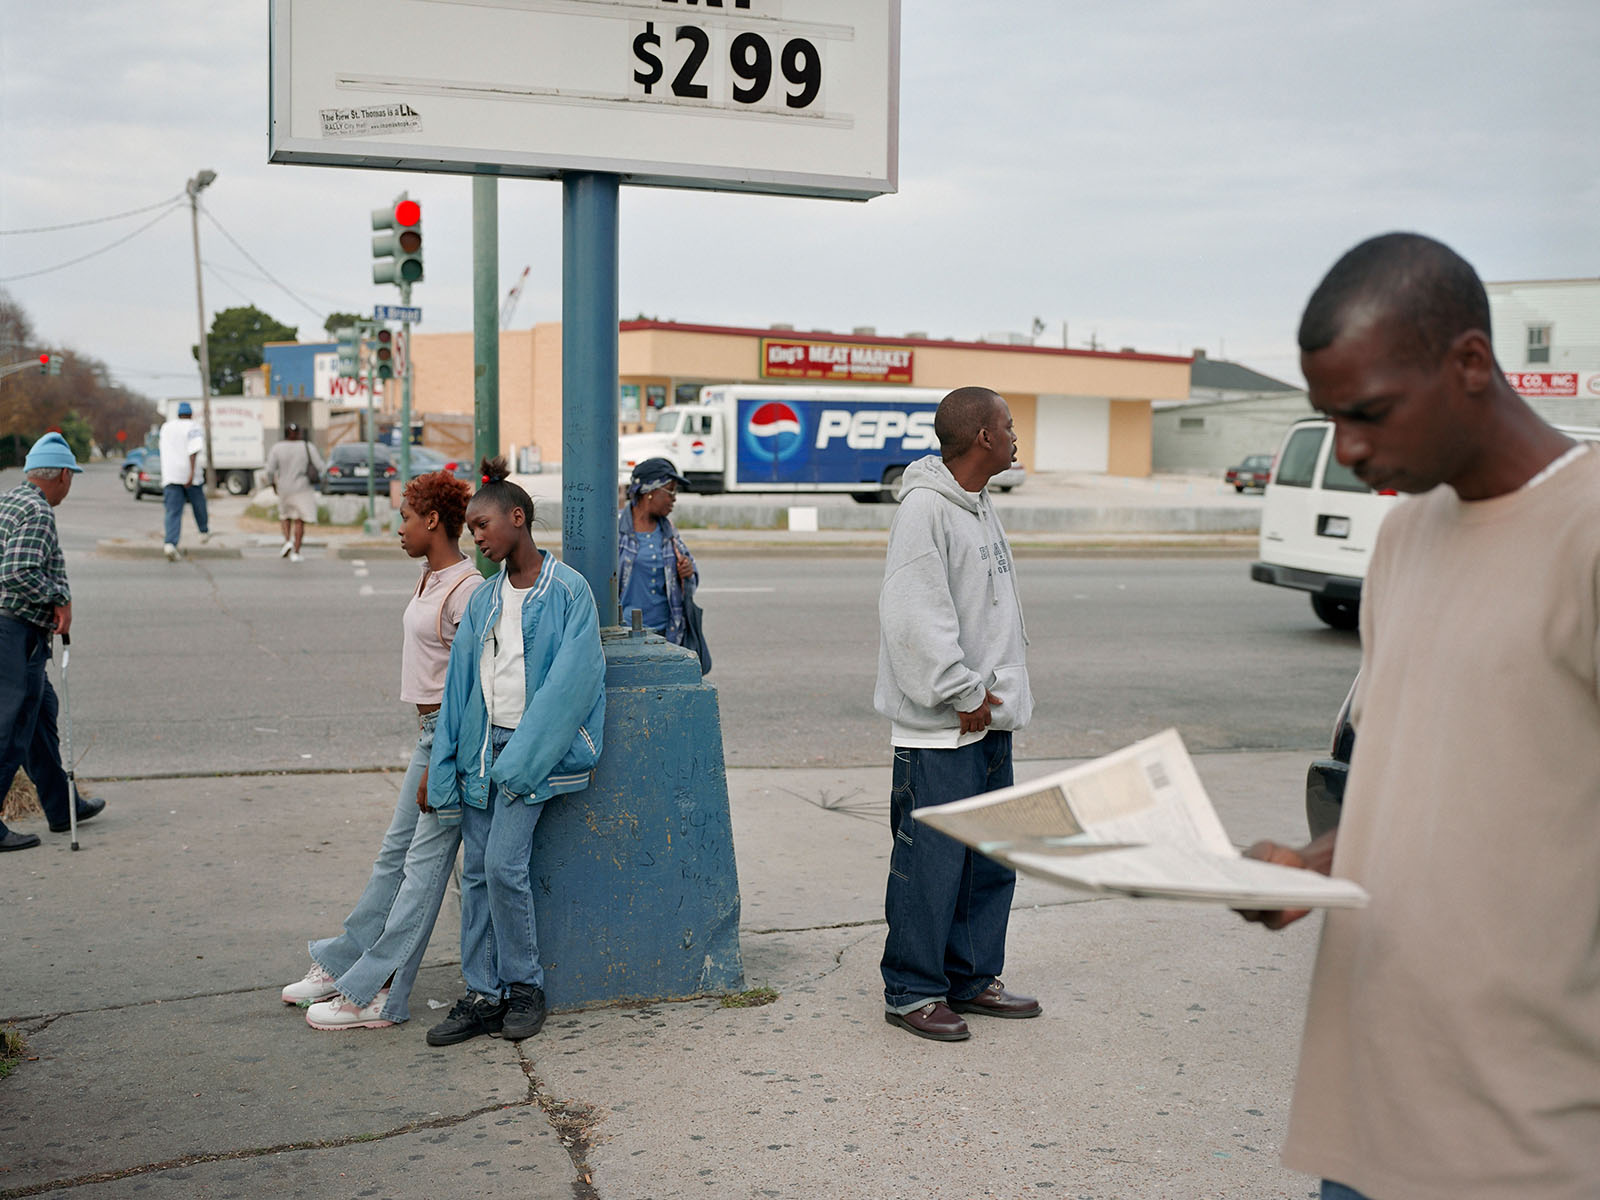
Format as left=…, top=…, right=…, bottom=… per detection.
left=187, top=170, right=218, bottom=490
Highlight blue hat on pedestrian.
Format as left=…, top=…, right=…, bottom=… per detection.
left=24, top=431, right=83, bottom=474
left=177, top=401, right=194, bottom=416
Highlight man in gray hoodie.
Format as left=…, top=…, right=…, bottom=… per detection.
left=875, top=386, right=1041, bottom=1041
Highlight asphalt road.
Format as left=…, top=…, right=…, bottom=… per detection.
left=21, top=463, right=1361, bottom=778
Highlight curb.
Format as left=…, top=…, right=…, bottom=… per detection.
left=95, top=539, right=243, bottom=560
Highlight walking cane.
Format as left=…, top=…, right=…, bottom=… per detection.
left=60, top=632, right=80, bottom=852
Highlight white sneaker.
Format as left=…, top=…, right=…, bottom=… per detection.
left=306, top=990, right=394, bottom=1031
left=200, top=531, right=213, bottom=544
left=279, top=540, right=293, bottom=558
left=281, top=963, right=339, bottom=1006
left=162, top=543, right=179, bottom=561
left=289, top=550, right=304, bottom=563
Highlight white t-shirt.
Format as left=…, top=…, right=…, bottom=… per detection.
left=159, top=418, right=206, bottom=486
left=480, top=575, right=533, bottom=730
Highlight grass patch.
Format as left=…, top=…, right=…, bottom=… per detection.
left=718, top=986, right=779, bottom=1009
left=0, top=1025, right=26, bottom=1079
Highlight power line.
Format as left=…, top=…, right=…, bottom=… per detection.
left=203, top=259, right=362, bottom=313
left=199, top=204, right=329, bottom=325
left=0, top=200, right=186, bottom=283
left=0, top=193, right=186, bottom=236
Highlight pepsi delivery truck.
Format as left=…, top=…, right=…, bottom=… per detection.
left=618, top=385, right=1021, bottom=502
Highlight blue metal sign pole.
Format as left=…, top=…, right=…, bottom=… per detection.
left=561, top=172, right=620, bottom=626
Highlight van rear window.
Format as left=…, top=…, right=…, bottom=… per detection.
left=1274, top=426, right=1326, bottom=488
left=1322, top=450, right=1372, bottom=494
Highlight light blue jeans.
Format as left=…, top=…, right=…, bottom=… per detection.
left=459, top=726, right=547, bottom=997
left=309, top=713, right=461, bottom=1023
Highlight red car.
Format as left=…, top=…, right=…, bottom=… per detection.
left=1224, top=454, right=1273, bottom=492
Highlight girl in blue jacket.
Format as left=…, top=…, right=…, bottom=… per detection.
left=425, top=458, right=605, bottom=1047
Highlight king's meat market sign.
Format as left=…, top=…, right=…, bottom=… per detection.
left=761, top=338, right=914, bottom=385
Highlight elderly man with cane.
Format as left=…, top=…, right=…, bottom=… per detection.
left=0, top=433, right=104, bottom=852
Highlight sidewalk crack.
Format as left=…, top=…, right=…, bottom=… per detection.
left=0, top=1103, right=529, bottom=1200
left=520, top=1053, right=601, bottom=1200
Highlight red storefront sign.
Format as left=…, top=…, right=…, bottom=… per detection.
left=761, top=338, right=914, bottom=384
left=1504, top=371, right=1579, bottom=397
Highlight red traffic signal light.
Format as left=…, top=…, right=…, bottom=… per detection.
left=375, top=328, right=395, bottom=379
left=38, top=353, right=49, bottom=374
left=395, top=199, right=420, bottom=228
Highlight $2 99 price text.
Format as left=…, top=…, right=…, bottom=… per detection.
left=631, top=21, right=824, bottom=112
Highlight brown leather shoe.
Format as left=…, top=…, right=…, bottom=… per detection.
left=949, top=980, right=1041, bottom=1019
left=885, top=1001, right=970, bottom=1041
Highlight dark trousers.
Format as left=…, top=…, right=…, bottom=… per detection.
left=880, top=730, right=1017, bottom=1012
left=0, top=615, right=71, bottom=836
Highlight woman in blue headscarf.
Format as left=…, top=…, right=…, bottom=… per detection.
left=617, top=457, right=696, bottom=645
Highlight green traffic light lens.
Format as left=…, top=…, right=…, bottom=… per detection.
left=399, top=260, right=423, bottom=282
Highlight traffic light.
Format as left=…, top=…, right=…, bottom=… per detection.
left=38, top=353, right=61, bottom=376
left=372, top=194, right=423, bottom=286
left=335, top=327, right=360, bottom=379
left=374, top=328, right=395, bottom=380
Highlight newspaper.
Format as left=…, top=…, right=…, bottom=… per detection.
left=913, top=729, right=1367, bottom=909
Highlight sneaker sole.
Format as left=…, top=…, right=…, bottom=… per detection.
left=499, top=1018, right=546, bottom=1041
left=306, top=1015, right=395, bottom=1031
left=282, top=991, right=340, bottom=1006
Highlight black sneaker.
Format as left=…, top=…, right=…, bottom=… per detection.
left=500, top=983, right=546, bottom=1041
left=425, top=992, right=507, bottom=1046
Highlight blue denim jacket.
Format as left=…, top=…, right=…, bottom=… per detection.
left=428, top=554, right=605, bottom=820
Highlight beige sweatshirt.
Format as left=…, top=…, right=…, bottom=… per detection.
left=1284, top=449, right=1600, bottom=1200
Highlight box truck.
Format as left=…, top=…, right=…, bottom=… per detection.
left=617, top=384, right=1023, bottom=501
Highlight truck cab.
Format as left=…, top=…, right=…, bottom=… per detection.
left=619, top=405, right=726, bottom=493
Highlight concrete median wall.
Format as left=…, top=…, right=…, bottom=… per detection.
left=667, top=500, right=1260, bottom=534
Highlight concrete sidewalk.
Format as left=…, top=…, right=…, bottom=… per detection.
left=3, top=752, right=1323, bottom=1198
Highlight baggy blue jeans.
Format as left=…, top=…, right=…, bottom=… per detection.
left=162, top=483, right=208, bottom=547
left=1322, top=1183, right=1373, bottom=1200
left=308, top=713, right=460, bottom=1023
left=0, top=615, right=72, bottom=839
left=459, top=726, right=547, bottom=998
left=881, top=730, right=1017, bottom=1014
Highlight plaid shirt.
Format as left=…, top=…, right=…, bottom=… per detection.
left=0, top=481, right=69, bottom=630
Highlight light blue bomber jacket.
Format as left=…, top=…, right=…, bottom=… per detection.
left=428, top=553, right=605, bottom=817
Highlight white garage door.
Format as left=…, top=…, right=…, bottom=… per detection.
left=1033, top=394, right=1109, bottom=472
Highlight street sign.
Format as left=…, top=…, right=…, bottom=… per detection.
left=373, top=304, right=421, bottom=323
left=268, top=0, right=899, bottom=200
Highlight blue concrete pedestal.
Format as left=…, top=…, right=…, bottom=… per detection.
left=532, top=627, right=744, bottom=1010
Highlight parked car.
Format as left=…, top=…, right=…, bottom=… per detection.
left=321, top=444, right=398, bottom=494
left=320, top=444, right=476, bottom=494
left=120, top=446, right=153, bottom=492
left=989, top=463, right=1026, bottom=494
left=1305, top=676, right=1357, bottom=839
left=131, top=461, right=164, bottom=500
left=1224, top=454, right=1272, bottom=492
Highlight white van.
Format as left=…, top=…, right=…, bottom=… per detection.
left=1251, top=418, right=1398, bottom=630
left=1255, top=417, right=1600, bottom=629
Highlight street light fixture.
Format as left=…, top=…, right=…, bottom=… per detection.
left=188, top=169, right=218, bottom=490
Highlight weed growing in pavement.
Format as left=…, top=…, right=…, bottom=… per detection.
left=719, top=986, right=779, bottom=1009
left=0, top=1025, right=26, bottom=1079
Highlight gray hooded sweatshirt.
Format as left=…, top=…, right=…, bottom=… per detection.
left=875, top=454, right=1032, bottom=747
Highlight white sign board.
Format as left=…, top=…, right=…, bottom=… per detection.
left=314, top=352, right=380, bottom=407
left=269, top=0, right=899, bottom=200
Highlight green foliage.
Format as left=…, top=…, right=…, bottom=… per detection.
left=323, top=312, right=364, bottom=337
left=56, top=411, right=93, bottom=462
left=0, top=1025, right=24, bottom=1079
left=193, top=305, right=298, bottom=395
left=718, top=987, right=779, bottom=1009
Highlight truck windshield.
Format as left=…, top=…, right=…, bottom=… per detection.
left=651, top=411, right=681, bottom=434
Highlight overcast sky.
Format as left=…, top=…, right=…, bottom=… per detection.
left=3, top=0, right=1596, bottom=399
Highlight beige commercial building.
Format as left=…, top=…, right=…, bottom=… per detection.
left=405, top=320, right=1191, bottom=476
